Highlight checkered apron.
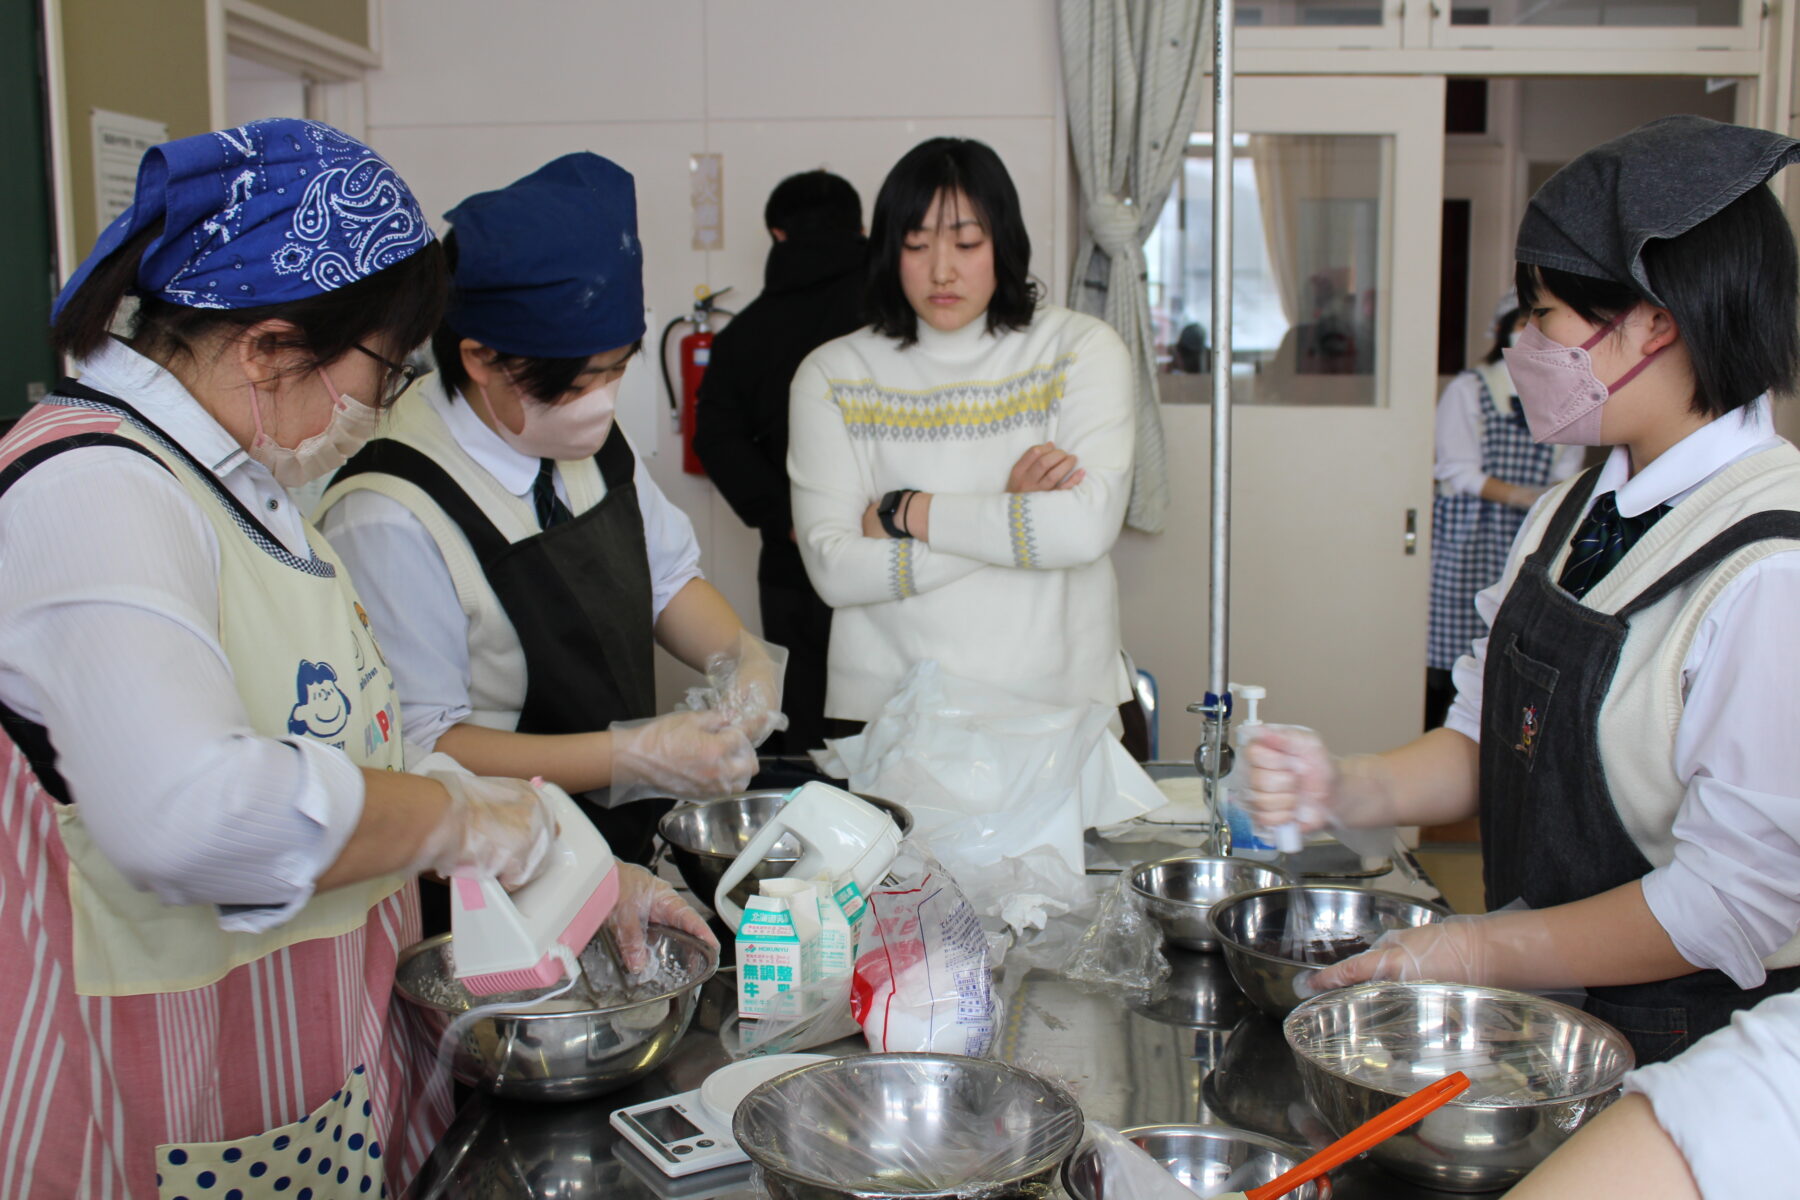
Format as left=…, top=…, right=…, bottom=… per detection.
left=1428, top=365, right=1559, bottom=670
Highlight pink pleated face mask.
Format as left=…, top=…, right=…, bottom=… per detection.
left=1502, top=310, right=1664, bottom=445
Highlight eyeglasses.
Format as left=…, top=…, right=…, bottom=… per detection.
left=354, top=343, right=425, bottom=404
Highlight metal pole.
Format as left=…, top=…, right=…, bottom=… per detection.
left=1210, top=0, right=1234, bottom=705
left=1189, top=0, right=1237, bottom=854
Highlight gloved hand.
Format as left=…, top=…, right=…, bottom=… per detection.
left=605, top=862, right=719, bottom=974
left=704, top=630, right=789, bottom=748
left=412, top=761, right=557, bottom=889
left=610, top=709, right=758, bottom=804
left=1242, top=725, right=1400, bottom=834
left=1302, top=910, right=1567, bottom=997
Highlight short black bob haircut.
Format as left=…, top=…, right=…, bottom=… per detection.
left=52, top=220, right=448, bottom=403
left=765, top=170, right=862, bottom=239
left=431, top=230, right=640, bottom=404
left=866, top=137, right=1040, bottom=347
left=1515, top=182, right=1798, bottom=420
left=1483, top=307, right=1522, bottom=366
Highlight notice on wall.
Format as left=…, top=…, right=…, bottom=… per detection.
left=690, top=153, right=723, bottom=251
left=92, top=109, right=168, bottom=229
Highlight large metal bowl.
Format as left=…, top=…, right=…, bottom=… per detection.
left=393, top=926, right=717, bottom=1101
left=1285, top=981, right=1635, bottom=1192
left=733, top=1052, right=1084, bottom=1199
left=1208, top=885, right=1448, bottom=1017
left=658, top=789, right=914, bottom=914
left=1131, top=855, right=1295, bottom=952
left=1063, top=1124, right=1329, bottom=1199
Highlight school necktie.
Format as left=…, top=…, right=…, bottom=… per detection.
left=1557, top=491, right=1670, bottom=600
left=532, top=458, right=574, bottom=530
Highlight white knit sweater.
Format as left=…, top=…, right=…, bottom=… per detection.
left=789, top=305, right=1135, bottom=720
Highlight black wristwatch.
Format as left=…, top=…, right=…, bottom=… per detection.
left=877, top=489, right=913, bottom=538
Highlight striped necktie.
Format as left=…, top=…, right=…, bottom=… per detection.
left=1557, top=491, right=1670, bottom=600
left=532, top=458, right=574, bottom=530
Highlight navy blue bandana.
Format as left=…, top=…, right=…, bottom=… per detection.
left=53, top=119, right=433, bottom=318
left=442, top=152, right=646, bottom=359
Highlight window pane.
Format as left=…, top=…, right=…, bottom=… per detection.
left=1450, top=0, right=1738, bottom=26
left=1237, top=0, right=1386, bottom=26
left=1149, top=133, right=1392, bottom=407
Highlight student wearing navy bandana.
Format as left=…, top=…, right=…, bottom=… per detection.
left=0, top=119, right=711, bottom=1197
left=319, top=153, right=778, bottom=871
left=1242, top=117, right=1800, bottom=1066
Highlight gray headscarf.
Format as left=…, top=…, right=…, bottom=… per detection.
left=1515, top=114, right=1800, bottom=306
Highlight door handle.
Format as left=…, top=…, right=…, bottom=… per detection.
left=1405, top=508, right=1418, bottom=555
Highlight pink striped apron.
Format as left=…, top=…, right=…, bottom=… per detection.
left=0, top=402, right=452, bottom=1198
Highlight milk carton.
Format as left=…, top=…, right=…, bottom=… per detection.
left=736, top=880, right=820, bottom=1018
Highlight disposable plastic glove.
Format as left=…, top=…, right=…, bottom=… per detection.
left=704, top=630, right=790, bottom=748
left=412, top=762, right=557, bottom=889
left=1302, top=909, right=1569, bottom=997
left=604, top=862, right=719, bottom=974
left=1242, top=724, right=1401, bottom=834
left=610, top=709, right=758, bottom=804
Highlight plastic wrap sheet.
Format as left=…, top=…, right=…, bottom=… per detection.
left=734, top=1054, right=1083, bottom=1198
left=1287, top=981, right=1634, bottom=1106
left=1060, top=873, right=1170, bottom=994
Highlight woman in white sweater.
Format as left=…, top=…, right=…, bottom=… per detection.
left=788, top=137, right=1136, bottom=727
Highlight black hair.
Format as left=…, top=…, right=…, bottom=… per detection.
left=866, top=137, right=1040, bottom=347
left=1482, top=307, right=1522, bottom=365
left=764, top=170, right=862, bottom=239
left=429, top=230, right=639, bottom=404
left=1515, top=183, right=1798, bottom=418
left=51, top=220, right=448, bottom=406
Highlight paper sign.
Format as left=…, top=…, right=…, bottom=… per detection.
left=91, top=110, right=168, bottom=229
left=690, top=153, right=723, bottom=251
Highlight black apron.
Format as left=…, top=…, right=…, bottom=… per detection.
left=1479, top=465, right=1800, bottom=1064
left=333, top=425, right=668, bottom=868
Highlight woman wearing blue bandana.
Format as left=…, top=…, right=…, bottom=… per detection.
left=0, top=120, right=710, bottom=1197
left=318, top=153, right=777, bottom=872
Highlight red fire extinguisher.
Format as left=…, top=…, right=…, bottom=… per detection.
left=661, top=285, right=732, bottom=476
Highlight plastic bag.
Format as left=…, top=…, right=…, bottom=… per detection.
left=733, top=1054, right=1082, bottom=1199
left=1072, top=1122, right=1239, bottom=1199
left=850, top=844, right=999, bottom=1057
left=814, top=660, right=1161, bottom=890
left=1061, top=873, right=1171, bottom=994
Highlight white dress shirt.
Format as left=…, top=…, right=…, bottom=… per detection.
left=317, top=379, right=703, bottom=750
left=1625, top=990, right=1800, bottom=1197
left=0, top=340, right=365, bottom=931
left=1433, top=367, right=1584, bottom=497
left=1446, top=398, right=1800, bottom=986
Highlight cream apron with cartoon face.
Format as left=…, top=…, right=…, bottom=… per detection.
left=0, top=394, right=449, bottom=1200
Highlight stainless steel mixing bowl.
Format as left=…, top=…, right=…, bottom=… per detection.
left=393, top=926, right=717, bottom=1101
left=733, top=1052, right=1084, bottom=1199
left=658, top=789, right=914, bottom=913
left=1063, top=1124, right=1329, bottom=1200
left=1207, top=885, right=1448, bottom=1017
left=1284, top=981, right=1635, bottom=1192
left=1131, top=855, right=1294, bottom=952
left=1128, top=946, right=1255, bottom=1030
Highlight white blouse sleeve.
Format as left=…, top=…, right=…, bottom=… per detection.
left=0, top=449, right=364, bottom=931
left=1625, top=991, right=1800, bottom=1198
left=625, top=433, right=705, bottom=618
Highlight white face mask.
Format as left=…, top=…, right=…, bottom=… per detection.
left=246, top=365, right=380, bottom=488
left=473, top=376, right=621, bottom=461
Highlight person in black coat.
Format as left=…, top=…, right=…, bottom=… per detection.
left=694, top=171, right=867, bottom=753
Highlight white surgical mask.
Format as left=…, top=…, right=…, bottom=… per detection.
left=246, top=365, right=380, bottom=487
left=473, top=376, right=621, bottom=461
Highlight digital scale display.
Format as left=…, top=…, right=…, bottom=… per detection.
left=635, top=1105, right=704, bottom=1143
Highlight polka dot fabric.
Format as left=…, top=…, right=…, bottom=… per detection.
left=155, top=1066, right=388, bottom=1199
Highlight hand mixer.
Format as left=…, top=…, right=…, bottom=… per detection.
left=450, top=780, right=620, bottom=996
left=713, top=782, right=903, bottom=932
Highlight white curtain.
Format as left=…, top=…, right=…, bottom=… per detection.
left=1058, top=0, right=1207, bottom=535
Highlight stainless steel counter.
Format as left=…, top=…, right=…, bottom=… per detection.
left=406, top=814, right=1482, bottom=1199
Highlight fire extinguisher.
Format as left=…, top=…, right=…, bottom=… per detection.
left=661, top=285, right=733, bottom=476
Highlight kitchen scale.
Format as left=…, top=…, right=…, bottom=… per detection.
left=609, top=1053, right=829, bottom=1178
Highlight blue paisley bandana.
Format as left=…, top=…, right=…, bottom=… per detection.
left=53, top=118, right=433, bottom=318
